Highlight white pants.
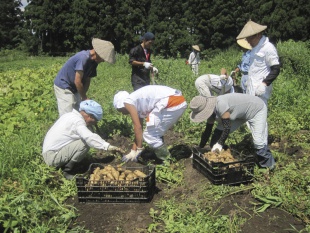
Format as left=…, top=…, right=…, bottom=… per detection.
left=54, top=84, right=81, bottom=117
left=143, top=106, right=187, bottom=148
left=191, top=64, right=199, bottom=75
left=195, top=76, right=212, bottom=97
left=42, top=139, right=89, bottom=168
left=216, top=104, right=268, bottom=149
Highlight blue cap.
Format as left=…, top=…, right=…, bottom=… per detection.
left=79, top=100, right=103, bottom=121
left=141, top=32, right=155, bottom=41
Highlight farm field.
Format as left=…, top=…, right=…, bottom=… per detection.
left=0, top=40, right=309, bottom=232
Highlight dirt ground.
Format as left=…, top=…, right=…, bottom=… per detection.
left=66, top=131, right=307, bottom=233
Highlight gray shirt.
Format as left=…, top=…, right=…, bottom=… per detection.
left=215, top=93, right=264, bottom=120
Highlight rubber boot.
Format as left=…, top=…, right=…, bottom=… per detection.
left=210, top=128, right=223, bottom=148
left=154, top=144, right=171, bottom=161
left=62, top=160, right=77, bottom=180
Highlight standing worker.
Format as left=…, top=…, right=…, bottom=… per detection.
left=42, top=100, right=124, bottom=179
left=129, top=32, right=158, bottom=91
left=236, top=20, right=280, bottom=105
left=233, top=39, right=252, bottom=93
left=54, top=38, right=116, bottom=116
left=189, top=94, right=275, bottom=169
left=188, top=45, right=201, bottom=75
left=113, top=85, right=187, bottom=162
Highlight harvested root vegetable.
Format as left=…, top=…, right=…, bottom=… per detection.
left=203, top=149, right=237, bottom=163
left=86, top=164, right=148, bottom=187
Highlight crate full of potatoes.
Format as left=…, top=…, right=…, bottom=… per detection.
left=76, top=163, right=156, bottom=203
left=192, top=148, right=255, bottom=185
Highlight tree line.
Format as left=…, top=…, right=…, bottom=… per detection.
left=1, top=0, right=309, bottom=58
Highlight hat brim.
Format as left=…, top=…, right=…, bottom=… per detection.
left=92, top=38, right=116, bottom=64
left=237, top=39, right=252, bottom=50
left=190, top=97, right=217, bottom=123
left=192, top=45, right=200, bottom=51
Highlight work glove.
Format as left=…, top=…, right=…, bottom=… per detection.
left=122, top=147, right=144, bottom=162
left=143, top=62, right=152, bottom=69
left=211, top=143, right=223, bottom=153
left=152, top=67, right=159, bottom=74
left=107, top=145, right=125, bottom=154
left=230, top=71, right=236, bottom=78
left=255, top=83, right=266, bottom=96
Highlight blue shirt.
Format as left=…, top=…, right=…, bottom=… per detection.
left=54, top=50, right=98, bottom=93
left=238, top=50, right=251, bottom=73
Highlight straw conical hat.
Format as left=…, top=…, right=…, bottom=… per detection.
left=192, top=45, right=200, bottom=51
left=92, top=38, right=116, bottom=64
left=236, top=20, right=267, bottom=39
left=237, top=38, right=252, bottom=50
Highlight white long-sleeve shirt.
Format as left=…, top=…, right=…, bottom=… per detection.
left=42, top=110, right=110, bottom=153
left=188, top=51, right=200, bottom=65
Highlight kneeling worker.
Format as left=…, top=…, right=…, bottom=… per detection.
left=189, top=94, right=275, bottom=169
left=42, top=99, right=124, bottom=179
left=113, top=85, right=187, bottom=162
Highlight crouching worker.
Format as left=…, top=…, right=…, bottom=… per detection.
left=113, top=85, right=187, bottom=162
left=195, top=68, right=234, bottom=97
left=42, top=100, right=124, bottom=179
left=189, top=94, right=275, bottom=169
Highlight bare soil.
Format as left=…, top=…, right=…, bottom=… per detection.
left=66, top=130, right=307, bottom=233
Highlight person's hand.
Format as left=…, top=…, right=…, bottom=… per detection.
left=211, top=143, right=223, bottom=153
left=152, top=67, right=159, bottom=74
left=107, top=145, right=125, bottom=154
left=122, top=147, right=144, bottom=162
left=230, top=71, right=236, bottom=78
left=255, top=82, right=266, bottom=96
left=143, top=62, right=152, bottom=69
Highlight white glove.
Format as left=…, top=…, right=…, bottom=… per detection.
left=107, top=145, right=125, bottom=154
left=122, top=148, right=144, bottom=162
left=143, top=62, right=152, bottom=69
left=219, top=74, right=227, bottom=80
left=152, top=67, right=158, bottom=74
left=211, top=143, right=223, bottom=152
left=255, top=83, right=266, bottom=96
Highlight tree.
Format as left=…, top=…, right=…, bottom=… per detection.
left=0, top=0, right=23, bottom=50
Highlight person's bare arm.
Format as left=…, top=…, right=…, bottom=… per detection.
left=124, top=103, right=144, bottom=149
left=74, top=71, right=89, bottom=100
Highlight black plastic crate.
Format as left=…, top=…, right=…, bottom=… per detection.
left=192, top=148, right=255, bottom=185
left=76, top=163, right=156, bottom=203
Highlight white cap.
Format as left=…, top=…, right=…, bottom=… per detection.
left=113, top=91, right=130, bottom=109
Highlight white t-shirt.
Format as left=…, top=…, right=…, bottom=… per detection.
left=124, top=85, right=185, bottom=118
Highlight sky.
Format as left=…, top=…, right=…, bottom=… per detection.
left=20, top=0, right=28, bottom=11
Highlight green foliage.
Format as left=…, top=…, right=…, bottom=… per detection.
left=0, top=40, right=309, bottom=231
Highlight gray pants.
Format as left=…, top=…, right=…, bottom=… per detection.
left=54, top=84, right=81, bottom=117
left=42, top=139, right=89, bottom=168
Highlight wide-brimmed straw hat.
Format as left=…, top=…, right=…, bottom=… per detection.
left=237, top=38, right=252, bottom=50
left=92, top=38, right=116, bottom=64
left=189, top=96, right=217, bottom=123
left=236, top=20, right=267, bottom=39
left=192, top=45, right=200, bottom=51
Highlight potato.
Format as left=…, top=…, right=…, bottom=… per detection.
left=133, top=170, right=147, bottom=178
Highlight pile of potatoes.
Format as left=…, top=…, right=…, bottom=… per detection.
left=203, top=149, right=237, bottom=164
left=87, top=164, right=148, bottom=187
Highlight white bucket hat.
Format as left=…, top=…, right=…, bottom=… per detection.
left=237, top=38, right=252, bottom=50
left=92, top=38, right=116, bottom=64
left=192, top=45, right=200, bottom=51
left=236, top=20, right=267, bottom=39
left=189, top=96, right=217, bottom=123
left=113, top=91, right=130, bottom=109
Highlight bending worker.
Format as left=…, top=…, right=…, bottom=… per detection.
left=195, top=68, right=234, bottom=97
left=54, top=38, right=116, bottom=116
left=113, top=85, right=187, bottom=162
left=42, top=100, right=123, bottom=179
left=189, top=94, right=275, bottom=169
